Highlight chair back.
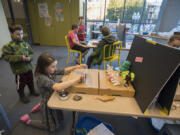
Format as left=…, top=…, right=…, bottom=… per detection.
left=103, top=41, right=122, bottom=60
left=65, top=35, right=71, bottom=50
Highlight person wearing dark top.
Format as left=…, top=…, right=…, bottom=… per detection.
left=87, top=26, right=116, bottom=68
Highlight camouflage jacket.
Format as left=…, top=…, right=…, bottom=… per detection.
left=2, top=40, right=33, bottom=75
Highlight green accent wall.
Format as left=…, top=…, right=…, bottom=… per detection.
left=0, top=0, right=11, bottom=56
left=27, top=0, right=80, bottom=46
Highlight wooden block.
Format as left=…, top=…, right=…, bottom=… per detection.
left=62, top=69, right=99, bottom=95
left=175, top=84, right=180, bottom=101
left=99, top=70, right=135, bottom=97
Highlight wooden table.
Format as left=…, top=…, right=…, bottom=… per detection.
left=48, top=92, right=180, bottom=120
left=48, top=92, right=180, bottom=134
left=48, top=71, right=180, bottom=134
left=175, top=84, right=180, bottom=101
left=141, top=34, right=169, bottom=40
left=127, top=32, right=169, bottom=40
left=87, top=40, right=99, bottom=48
left=48, top=91, right=180, bottom=135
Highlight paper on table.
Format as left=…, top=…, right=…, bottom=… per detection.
left=87, top=123, right=114, bottom=135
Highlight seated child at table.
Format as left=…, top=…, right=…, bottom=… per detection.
left=168, top=35, right=180, bottom=48
left=20, top=52, right=86, bottom=132
left=68, top=24, right=89, bottom=64
left=87, top=26, right=116, bottom=68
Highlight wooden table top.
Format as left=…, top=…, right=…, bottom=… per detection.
left=48, top=92, right=180, bottom=120
left=127, top=32, right=169, bottom=40
left=48, top=69, right=180, bottom=120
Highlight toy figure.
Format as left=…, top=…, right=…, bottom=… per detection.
left=106, top=65, right=121, bottom=86
left=122, top=71, right=135, bottom=87
left=119, top=61, right=131, bottom=75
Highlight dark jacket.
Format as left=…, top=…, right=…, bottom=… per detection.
left=90, top=34, right=116, bottom=65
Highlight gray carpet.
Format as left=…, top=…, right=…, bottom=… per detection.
left=0, top=45, right=157, bottom=135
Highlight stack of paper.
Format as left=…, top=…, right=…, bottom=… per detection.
left=87, top=123, right=114, bottom=135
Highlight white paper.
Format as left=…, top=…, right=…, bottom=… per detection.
left=38, top=3, right=49, bottom=18
left=87, top=123, right=114, bottom=135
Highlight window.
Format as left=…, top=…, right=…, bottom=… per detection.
left=139, top=0, right=163, bottom=33
left=86, top=0, right=164, bottom=39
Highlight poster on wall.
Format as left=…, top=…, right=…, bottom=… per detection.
left=45, top=16, right=52, bottom=26
left=38, top=3, right=49, bottom=18
left=55, top=2, right=64, bottom=22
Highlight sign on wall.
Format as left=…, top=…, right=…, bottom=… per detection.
left=55, top=2, right=64, bottom=22
left=38, top=2, right=49, bottom=18
left=45, top=16, right=52, bottom=26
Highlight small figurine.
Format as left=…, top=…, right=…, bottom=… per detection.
left=106, top=64, right=113, bottom=75
left=122, top=71, right=135, bottom=87
left=119, top=61, right=131, bottom=75
left=106, top=65, right=121, bottom=86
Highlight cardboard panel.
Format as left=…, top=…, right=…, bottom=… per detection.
left=158, top=66, right=180, bottom=114
left=127, top=36, right=180, bottom=113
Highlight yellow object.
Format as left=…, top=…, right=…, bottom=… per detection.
left=160, top=107, right=169, bottom=116
left=130, top=72, right=135, bottom=81
left=146, top=39, right=157, bottom=45
left=121, top=71, right=135, bottom=84
left=144, top=109, right=149, bottom=115
left=103, top=41, right=122, bottom=69
left=65, top=35, right=82, bottom=64
left=122, top=71, right=129, bottom=83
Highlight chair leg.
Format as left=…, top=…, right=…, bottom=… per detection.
left=79, top=53, right=82, bottom=64
left=67, top=52, right=70, bottom=64
left=104, top=62, right=106, bottom=70
left=118, top=58, right=120, bottom=67
left=110, top=62, right=112, bottom=66
left=72, top=53, right=75, bottom=59
left=0, top=104, right=12, bottom=130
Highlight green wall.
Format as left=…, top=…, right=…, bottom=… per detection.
left=27, top=0, right=80, bottom=46
left=0, top=0, right=11, bottom=56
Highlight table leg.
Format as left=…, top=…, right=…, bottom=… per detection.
left=0, top=104, right=12, bottom=130
left=72, top=111, right=79, bottom=135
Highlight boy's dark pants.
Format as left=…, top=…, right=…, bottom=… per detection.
left=87, top=55, right=97, bottom=68
left=15, top=70, right=38, bottom=103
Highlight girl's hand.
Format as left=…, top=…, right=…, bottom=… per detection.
left=79, top=64, right=87, bottom=69
left=77, top=75, right=85, bottom=83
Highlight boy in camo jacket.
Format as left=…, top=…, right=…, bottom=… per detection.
left=2, top=24, right=39, bottom=103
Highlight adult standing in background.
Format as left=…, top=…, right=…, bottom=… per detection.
left=78, top=16, right=86, bottom=43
